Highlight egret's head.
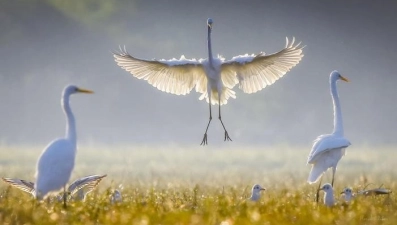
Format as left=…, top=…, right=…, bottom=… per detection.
left=320, top=183, right=333, bottom=192
left=207, top=18, right=213, bottom=29
left=330, top=70, right=349, bottom=83
left=252, top=184, right=266, bottom=194
left=63, top=85, right=94, bottom=96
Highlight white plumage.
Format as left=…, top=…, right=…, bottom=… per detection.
left=114, top=18, right=304, bottom=145
left=307, top=71, right=351, bottom=190
left=34, top=85, right=93, bottom=206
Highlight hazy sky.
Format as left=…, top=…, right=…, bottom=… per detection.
left=0, top=0, right=396, bottom=147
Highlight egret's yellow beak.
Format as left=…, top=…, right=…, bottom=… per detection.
left=77, top=88, right=94, bottom=94
left=340, top=75, right=349, bottom=82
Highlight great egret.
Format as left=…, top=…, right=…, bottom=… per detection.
left=340, top=187, right=353, bottom=202
left=306, top=70, right=351, bottom=202
left=2, top=174, right=106, bottom=201
left=249, top=184, right=266, bottom=201
left=113, top=18, right=304, bottom=145
left=319, top=183, right=335, bottom=207
left=34, top=85, right=93, bottom=207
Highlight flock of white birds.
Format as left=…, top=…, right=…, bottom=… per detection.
left=1, top=18, right=391, bottom=208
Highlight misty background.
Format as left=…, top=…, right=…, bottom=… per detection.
left=1, top=0, right=396, bottom=147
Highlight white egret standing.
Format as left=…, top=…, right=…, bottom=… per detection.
left=320, top=183, right=335, bottom=207
left=2, top=174, right=106, bottom=201
left=114, top=18, right=304, bottom=145
left=249, top=184, right=266, bottom=201
left=34, top=85, right=93, bottom=207
left=306, top=71, right=351, bottom=202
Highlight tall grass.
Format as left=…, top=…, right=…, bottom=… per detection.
left=0, top=145, right=396, bottom=224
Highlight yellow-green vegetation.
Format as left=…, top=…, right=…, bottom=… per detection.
left=0, top=145, right=396, bottom=224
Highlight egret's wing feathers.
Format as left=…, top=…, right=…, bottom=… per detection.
left=2, top=178, right=36, bottom=196
left=114, top=48, right=206, bottom=95
left=68, top=174, right=107, bottom=196
left=221, top=37, right=304, bottom=93
left=307, top=134, right=351, bottom=164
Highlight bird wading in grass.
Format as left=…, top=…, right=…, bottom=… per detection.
left=306, top=71, right=351, bottom=203
left=113, top=18, right=304, bottom=145
left=34, top=85, right=93, bottom=208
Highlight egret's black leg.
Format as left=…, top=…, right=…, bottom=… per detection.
left=63, top=186, right=67, bottom=209
left=316, top=176, right=323, bottom=203
left=331, top=167, right=336, bottom=187
left=201, top=101, right=212, bottom=145
left=218, top=102, right=232, bottom=142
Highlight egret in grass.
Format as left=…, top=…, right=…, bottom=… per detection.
left=34, top=85, right=93, bottom=207
left=249, top=184, right=266, bottom=201
left=320, top=183, right=335, bottom=207
left=114, top=18, right=304, bottom=145
left=306, top=71, right=351, bottom=202
left=2, top=174, right=106, bottom=201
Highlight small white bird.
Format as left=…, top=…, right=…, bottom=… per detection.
left=249, top=184, right=266, bottom=201
left=307, top=71, right=351, bottom=202
left=340, top=187, right=354, bottom=202
left=2, top=174, right=106, bottom=201
left=110, top=189, right=122, bottom=204
left=34, top=85, right=93, bottom=207
left=114, top=18, right=304, bottom=145
left=320, top=183, right=335, bottom=207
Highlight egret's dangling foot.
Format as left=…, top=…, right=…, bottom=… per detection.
left=218, top=98, right=232, bottom=142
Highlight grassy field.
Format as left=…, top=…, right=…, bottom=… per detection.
left=0, top=145, right=396, bottom=224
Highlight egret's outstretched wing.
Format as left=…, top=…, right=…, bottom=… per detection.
left=114, top=48, right=206, bottom=95
left=2, top=178, right=36, bottom=196
left=68, top=174, right=107, bottom=196
left=221, top=37, right=304, bottom=94
left=307, top=134, right=351, bottom=164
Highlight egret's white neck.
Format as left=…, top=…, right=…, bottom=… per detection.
left=324, top=190, right=335, bottom=206
left=207, top=26, right=213, bottom=65
left=62, top=93, right=77, bottom=147
left=330, top=79, right=344, bottom=136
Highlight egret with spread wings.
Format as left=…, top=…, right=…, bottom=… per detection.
left=114, top=18, right=304, bottom=145
left=34, top=85, right=93, bottom=207
left=307, top=71, right=351, bottom=202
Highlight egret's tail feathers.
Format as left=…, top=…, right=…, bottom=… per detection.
left=308, top=165, right=326, bottom=184
left=199, top=88, right=236, bottom=105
